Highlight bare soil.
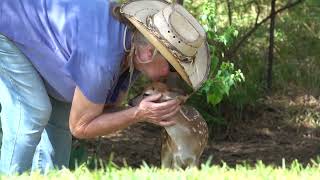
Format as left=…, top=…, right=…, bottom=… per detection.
left=81, top=93, right=320, bottom=168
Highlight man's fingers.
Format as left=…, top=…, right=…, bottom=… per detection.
left=150, top=99, right=179, bottom=110
left=158, top=119, right=176, bottom=127
left=159, top=105, right=180, bottom=120
left=148, top=105, right=180, bottom=121
left=138, top=93, right=181, bottom=123
left=143, top=93, right=162, bottom=102
left=150, top=103, right=179, bottom=117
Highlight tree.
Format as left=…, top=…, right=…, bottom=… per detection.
left=267, top=0, right=277, bottom=90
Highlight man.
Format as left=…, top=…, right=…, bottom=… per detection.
left=0, top=0, right=210, bottom=174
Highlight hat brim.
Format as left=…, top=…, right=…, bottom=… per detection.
left=121, top=0, right=211, bottom=90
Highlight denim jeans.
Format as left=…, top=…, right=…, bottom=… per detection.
left=0, top=34, right=72, bottom=174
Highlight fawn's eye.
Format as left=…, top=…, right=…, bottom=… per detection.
left=143, top=91, right=152, bottom=97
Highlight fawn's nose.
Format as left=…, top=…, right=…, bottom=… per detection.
left=162, top=95, right=173, bottom=102
left=128, top=94, right=142, bottom=107
left=128, top=98, right=134, bottom=107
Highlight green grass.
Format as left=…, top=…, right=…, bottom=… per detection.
left=1, top=160, right=320, bottom=180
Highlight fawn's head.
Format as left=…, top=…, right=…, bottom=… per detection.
left=129, top=82, right=187, bottom=106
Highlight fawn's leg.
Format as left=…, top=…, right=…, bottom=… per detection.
left=160, top=129, right=173, bottom=168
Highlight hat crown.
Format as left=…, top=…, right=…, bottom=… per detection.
left=169, top=5, right=205, bottom=45
left=152, top=4, right=206, bottom=58
left=171, top=11, right=198, bottom=42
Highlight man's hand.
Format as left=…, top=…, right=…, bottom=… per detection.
left=134, top=94, right=180, bottom=127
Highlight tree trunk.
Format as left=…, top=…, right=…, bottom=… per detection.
left=227, top=0, right=233, bottom=25
left=267, top=0, right=276, bottom=90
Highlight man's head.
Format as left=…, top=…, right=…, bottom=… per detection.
left=121, top=0, right=211, bottom=91
left=132, top=32, right=170, bottom=81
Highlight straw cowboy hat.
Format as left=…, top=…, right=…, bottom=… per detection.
left=120, top=0, right=211, bottom=90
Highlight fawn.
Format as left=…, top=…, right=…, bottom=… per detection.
left=130, top=82, right=208, bottom=169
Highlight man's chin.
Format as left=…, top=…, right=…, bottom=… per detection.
left=151, top=76, right=168, bottom=83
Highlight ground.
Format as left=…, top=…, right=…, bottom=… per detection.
left=77, top=93, right=320, bottom=168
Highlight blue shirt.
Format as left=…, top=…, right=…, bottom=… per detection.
left=0, top=0, right=136, bottom=104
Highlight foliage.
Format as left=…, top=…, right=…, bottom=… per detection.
left=183, top=0, right=245, bottom=127
left=181, top=0, right=320, bottom=129
left=193, top=0, right=244, bottom=107
left=201, top=62, right=244, bottom=106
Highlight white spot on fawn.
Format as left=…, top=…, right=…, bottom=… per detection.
left=192, top=127, right=196, bottom=132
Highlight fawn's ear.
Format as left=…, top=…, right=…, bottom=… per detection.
left=176, top=95, right=188, bottom=105
left=170, top=87, right=186, bottom=95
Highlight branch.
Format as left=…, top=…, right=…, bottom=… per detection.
left=253, top=1, right=261, bottom=25
left=225, top=0, right=305, bottom=58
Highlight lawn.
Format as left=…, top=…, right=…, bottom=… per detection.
left=1, top=160, right=320, bottom=180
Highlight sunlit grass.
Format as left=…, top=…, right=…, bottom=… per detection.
left=1, top=159, right=320, bottom=180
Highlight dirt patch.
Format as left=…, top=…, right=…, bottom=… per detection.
left=80, top=94, right=320, bottom=168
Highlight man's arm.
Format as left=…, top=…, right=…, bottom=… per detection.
left=69, top=87, right=179, bottom=139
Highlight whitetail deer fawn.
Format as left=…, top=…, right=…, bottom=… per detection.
left=130, top=82, right=208, bottom=169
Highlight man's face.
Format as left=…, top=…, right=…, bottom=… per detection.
left=134, top=45, right=170, bottom=81
left=142, top=52, right=169, bottom=81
